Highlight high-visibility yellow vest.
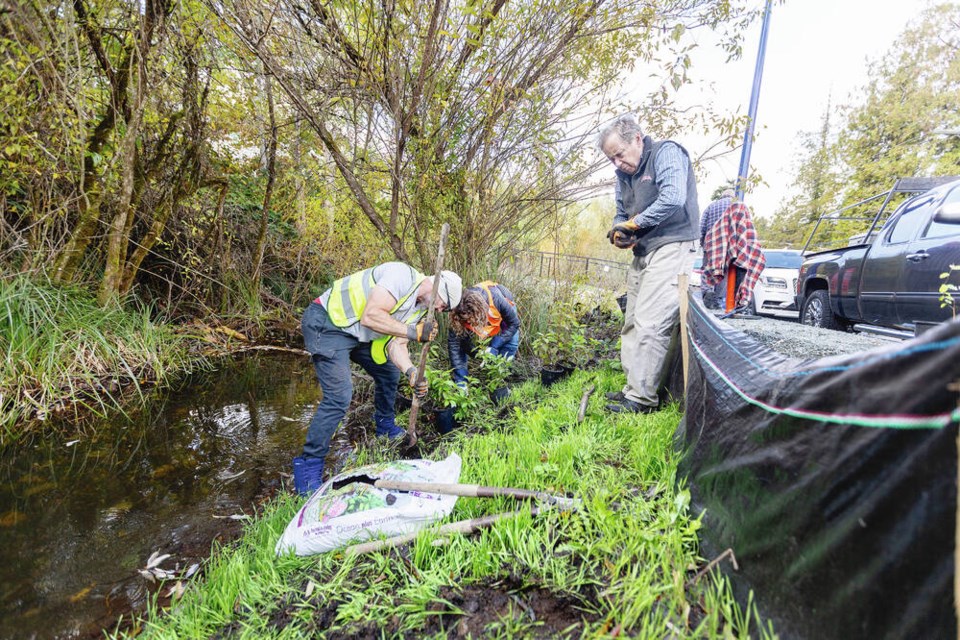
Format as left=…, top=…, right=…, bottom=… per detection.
left=325, top=265, right=425, bottom=364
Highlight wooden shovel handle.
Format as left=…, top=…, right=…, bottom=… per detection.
left=407, top=223, right=450, bottom=445
left=373, top=479, right=580, bottom=510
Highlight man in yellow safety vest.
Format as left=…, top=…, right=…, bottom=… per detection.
left=293, top=263, right=463, bottom=495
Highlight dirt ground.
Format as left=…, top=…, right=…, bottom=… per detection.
left=210, top=574, right=603, bottom=639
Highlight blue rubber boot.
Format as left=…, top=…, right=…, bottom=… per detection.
left=292, top=455, right=325, bottom=496
left=374, top=415, right=406, bottom=440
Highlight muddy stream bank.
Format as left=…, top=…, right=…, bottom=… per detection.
left=0, top=351, right=368, bottom=640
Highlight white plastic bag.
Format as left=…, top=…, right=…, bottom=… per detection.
left=275, top=453, right=462, bottom=556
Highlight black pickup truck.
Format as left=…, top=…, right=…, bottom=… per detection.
left=796, top=176, right=960, bottom=336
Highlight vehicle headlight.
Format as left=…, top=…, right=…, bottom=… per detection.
left=762, top=276, right=788, bottom=289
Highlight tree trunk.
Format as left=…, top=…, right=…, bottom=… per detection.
left=252, top=69, right=277, bottom=288
left=98, top=62, right=144, bottom=306
left=118, top=196, right=172, bottom=297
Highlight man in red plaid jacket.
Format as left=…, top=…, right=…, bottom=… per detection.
left=702, top=202, right=766, bottom=310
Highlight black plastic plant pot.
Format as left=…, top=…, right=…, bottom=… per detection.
left=433, top=406, right=457, bottom=434
left=491, top=385, right=510, bottom=405
left=540, top=367, right=565, bottom=387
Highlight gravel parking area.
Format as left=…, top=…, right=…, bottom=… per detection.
left=722, top=313, right=899, bottom=360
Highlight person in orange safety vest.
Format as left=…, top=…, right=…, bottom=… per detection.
left=447, top=281, right=520, bottom=386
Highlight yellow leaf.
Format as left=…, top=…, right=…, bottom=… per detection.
left=69, top=585, right=93, bottom=603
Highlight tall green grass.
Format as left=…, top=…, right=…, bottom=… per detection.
left=125, top=366, right=775, bottom=639
left=0, top=275, right=206, bottom=441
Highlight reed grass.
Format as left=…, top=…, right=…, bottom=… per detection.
left=0, top=275, right=206, bottom=441
left=125, top=366, right=776, bottom=639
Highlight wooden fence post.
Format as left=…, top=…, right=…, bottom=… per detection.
left=678, top=273, right=690, bottom=396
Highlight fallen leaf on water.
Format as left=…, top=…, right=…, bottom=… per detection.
left=146, top=551, right=171, bottom=569
left=165, top=581, right=185, bottom=599
left=212, top=514, right=249, bottom=520
left=138, top=569, right=156, bottom=584
left=184, top=563, right=199, bottom=578
left=69, top=585, right=93, bottom=602
left=151, top=464, right=176, bottom=478
left=279, top=416, right=298, bottom=422
left=0, top=510, right=27, bottom=527
left=24, top=482, right=57, bottom=497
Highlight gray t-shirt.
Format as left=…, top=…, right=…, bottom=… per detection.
left=319, top=262, right=425, bottom=341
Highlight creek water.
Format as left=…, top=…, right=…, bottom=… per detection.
left=0, top=352, right=338, bottom=639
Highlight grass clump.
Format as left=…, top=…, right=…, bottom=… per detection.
left=124, top=366, right=775, bottom=639
left=0, top=274, right=206, bottom=441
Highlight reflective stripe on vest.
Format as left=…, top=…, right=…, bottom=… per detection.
left=326, top=268, right=377, bottom=328
left=369, top=271, right=426, bottom=364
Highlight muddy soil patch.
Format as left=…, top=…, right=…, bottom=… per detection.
left=232, top=575, right=602, bottom=639
left=418, top=576, right=599, bottom=638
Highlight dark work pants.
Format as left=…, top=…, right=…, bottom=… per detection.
left=301, top=302, right=401, bottom=460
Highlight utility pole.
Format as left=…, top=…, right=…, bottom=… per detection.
left=735, top=0, right=774, bottom=202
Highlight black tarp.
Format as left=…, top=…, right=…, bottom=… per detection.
left=674, top=294, right=959, bottom=639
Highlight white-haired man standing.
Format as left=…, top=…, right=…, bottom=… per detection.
left=599, top=114, right=700, bottom=414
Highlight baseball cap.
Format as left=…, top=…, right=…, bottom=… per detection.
left=436, top=271, right=463, bottom=310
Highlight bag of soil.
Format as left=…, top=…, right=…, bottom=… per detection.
left=275, top=453, right=462, bottom=556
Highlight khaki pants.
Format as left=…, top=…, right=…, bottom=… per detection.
left=620, top=241, right=697, bottom=407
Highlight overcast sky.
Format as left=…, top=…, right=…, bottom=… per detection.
left=679, top=0, right=935, bottom=216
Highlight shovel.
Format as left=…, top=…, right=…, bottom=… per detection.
left=331, top=474, right=580, bottom=512
left=340, top=480, right=580, bottom=555
left=407, top=223, right=450, bottom=447
left=373, top=479, right=581, bottom=511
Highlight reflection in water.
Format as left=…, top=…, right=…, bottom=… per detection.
left=0, top=353, right=319, bottom=639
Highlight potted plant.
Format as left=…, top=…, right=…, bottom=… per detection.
left=568, top=332, right=602, bottom=372
left=476, top=346, right=512, bottom=405
left=424, top=368, right=480, bottom=433
left=532, top=330, right=566, bottom=386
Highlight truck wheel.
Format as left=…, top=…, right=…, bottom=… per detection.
left=801, top=290, right=841, bottom=330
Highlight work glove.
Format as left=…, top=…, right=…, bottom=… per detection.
left=407, top=319, right=438, bottom=343
left=608, top=219, right=640, bottom=249
left=612, top=218, right=641, bottom=235
left=611, top=230, right=637, bottom=249
left=406, top=366, right=428, bottom=399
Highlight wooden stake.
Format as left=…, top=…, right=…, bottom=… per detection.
left=407, top=223, right=450, bottom=446
left=577, top=385, right=595, bottom=423
left=950, top=378, right=960, bottom=635
left=678, top=273, right=690, bottom=397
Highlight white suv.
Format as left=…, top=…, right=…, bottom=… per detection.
left=752, top=250, right=803, bottom=316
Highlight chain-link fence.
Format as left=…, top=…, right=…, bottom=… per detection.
left=498, top=250, right=630, bottom=292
